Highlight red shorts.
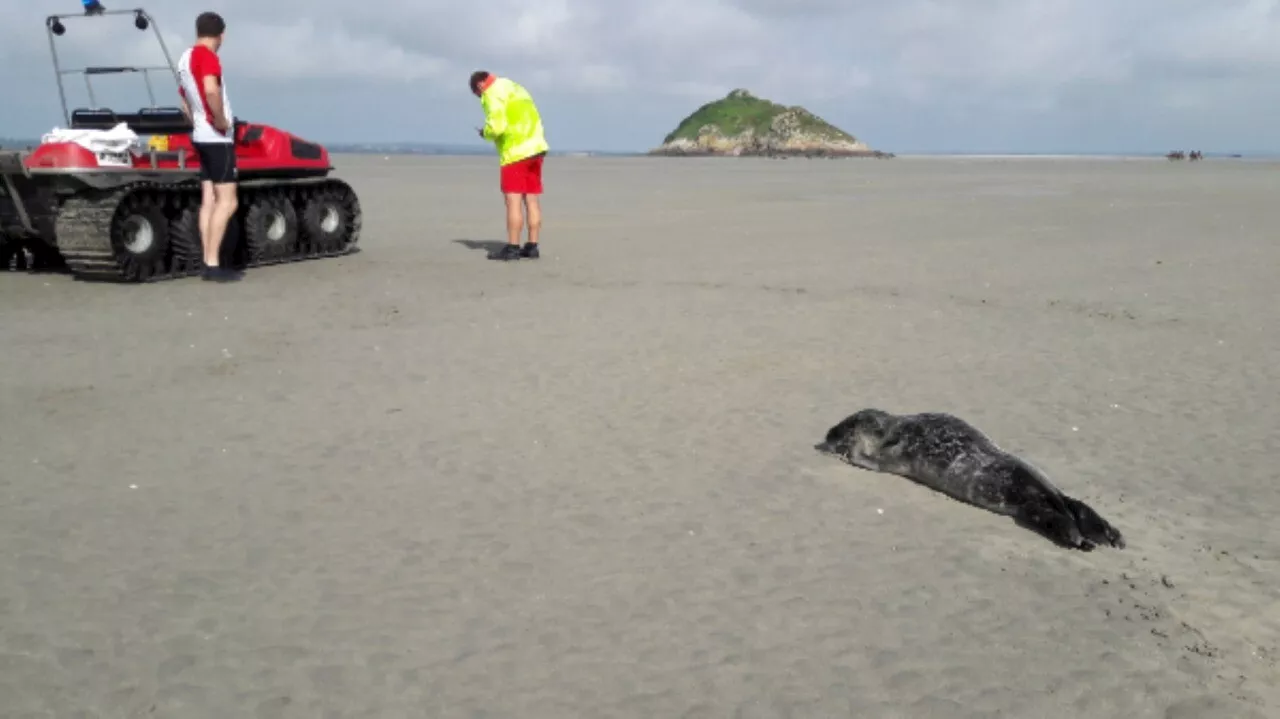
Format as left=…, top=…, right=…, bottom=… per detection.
left=499, top=152, right=545, bottom=194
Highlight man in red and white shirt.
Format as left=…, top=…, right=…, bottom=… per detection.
left=177, top=11, right=240, bottom=281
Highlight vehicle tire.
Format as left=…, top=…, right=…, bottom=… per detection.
left=334, top=182, right=361, bottom=251
left=243, top=191, right=298, bottom=263
left=169, top=203, right=204, bottom=275
left=110, top=191, right=170, bottom=281
left=300, top=188, right=354, bottom=254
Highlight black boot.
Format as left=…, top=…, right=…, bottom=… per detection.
left=519, top=242, right=539, bottom=259
left=201, top=266, right=243, bottom=282
left=487, top=243, right=522, bottom=261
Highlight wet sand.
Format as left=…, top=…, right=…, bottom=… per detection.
left=1, top=154, right=1278, bottom=717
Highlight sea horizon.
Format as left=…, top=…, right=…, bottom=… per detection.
left=1, top=136, right=1274, bottom=160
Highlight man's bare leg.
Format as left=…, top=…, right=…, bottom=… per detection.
left=490, top=192, right=538, bottom=261
left=525, top=194, right=541, bottom=245
left=203, top=182, right=239, bottom=277
left=198, top=180, right=215, bottom=267
left=518, top=194, right=541, bottom=258
left=504, top=192, right=524, bottom=246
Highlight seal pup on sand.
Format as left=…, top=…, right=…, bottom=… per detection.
left=815, top=408, right=1125, bottom=551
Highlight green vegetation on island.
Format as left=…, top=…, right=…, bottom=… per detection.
left=650, top=89, right=892, bottom=158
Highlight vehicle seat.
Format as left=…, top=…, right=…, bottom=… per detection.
left=69, top=107, right=193, bottom=135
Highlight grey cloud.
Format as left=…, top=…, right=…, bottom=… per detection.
left=2, top=0, right=1279, bottom=153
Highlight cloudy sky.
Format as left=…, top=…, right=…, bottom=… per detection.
left=2, top=0, right=1278, bottom=153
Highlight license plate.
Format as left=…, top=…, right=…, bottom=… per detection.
left=96, top=151, right=131, bottom=167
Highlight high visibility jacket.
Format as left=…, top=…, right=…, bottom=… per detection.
left=480, top=77, right=549, bottom=166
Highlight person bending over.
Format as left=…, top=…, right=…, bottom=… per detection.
left=471, top=70, right=549, bottom=261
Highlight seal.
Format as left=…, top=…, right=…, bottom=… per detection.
left=815, top=408, right=1125, bottom=551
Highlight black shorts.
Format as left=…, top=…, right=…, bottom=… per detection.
left=192, top=141, right=237, bottom=184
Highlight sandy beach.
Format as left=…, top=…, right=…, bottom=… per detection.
left=2, top=154, right=1277, bottom=718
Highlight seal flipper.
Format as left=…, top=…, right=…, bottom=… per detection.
left=1062, top=496, right=1125, bottom=549
left=1013, top=494, right=1092, bottom=550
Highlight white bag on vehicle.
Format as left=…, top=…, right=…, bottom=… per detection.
left=41, top=122, right=141, bottom=165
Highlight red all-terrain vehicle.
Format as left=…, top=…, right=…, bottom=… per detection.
left=0, top=7, right=361, bottom=281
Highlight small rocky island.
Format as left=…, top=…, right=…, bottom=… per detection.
left=649, top=89, right=892, bottom=159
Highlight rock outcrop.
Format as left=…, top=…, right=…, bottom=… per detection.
left=649, top=89, right=892, bottom=158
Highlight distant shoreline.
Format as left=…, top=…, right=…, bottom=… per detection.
left=326, top=150, right=1269, bottom=161
left=1, top=138, right=1270, bottom=160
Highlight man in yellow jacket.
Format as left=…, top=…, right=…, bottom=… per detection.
left=471, top=70, right=550, bottom=261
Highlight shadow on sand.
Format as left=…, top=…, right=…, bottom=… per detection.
left=451, top=239, right=510, bottom=254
